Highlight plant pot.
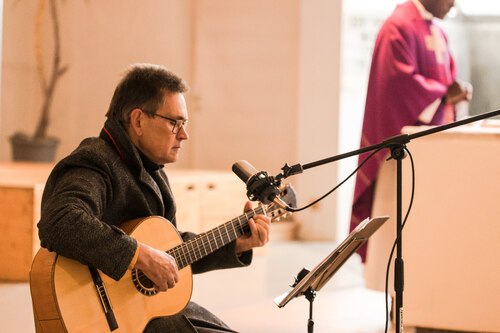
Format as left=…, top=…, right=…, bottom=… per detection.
left=10, top=132, right=60, bottom=162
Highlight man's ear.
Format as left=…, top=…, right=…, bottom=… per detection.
left=128, top=108, right=144, bottom=136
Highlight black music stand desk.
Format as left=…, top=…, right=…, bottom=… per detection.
left=274, top=216, right=389, bottom=332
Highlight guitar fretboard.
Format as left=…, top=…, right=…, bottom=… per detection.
left=167, top=206, right=266, bottom=269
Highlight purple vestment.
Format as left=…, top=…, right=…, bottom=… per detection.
left=350, top=1, right=457, bottom=261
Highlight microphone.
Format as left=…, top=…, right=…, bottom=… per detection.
left=232, top=160, right=257, bottom=183
left=232, top=160, right=289, bottom=209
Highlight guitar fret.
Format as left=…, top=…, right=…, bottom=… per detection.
left=179, top=247, right=188, bottom=268
left=182, top=244, right=190, bottom=264
left=221, top=226, right=227, bottom=243
left=243, top=212, right=251, bottom=234
left=217, top=227, right=223, bottom=247
left=237, top=216, right=244, bottom=235
left=188, top=243, right=195, bottom=264
left=201, top=236, right=208, bottom=256
left=169, top=247, right=176, bottom=264
left=188, top=242, right=196, bottom=262
left=231, top=219, right=238, bottom=238
left=168, top=248, right=177, bottom=265
left=178, top=255, right=185, bottom=268
left=223, top=223, right=230, bottom=242
left=222, top=225, right=228, bottom=242
left=195, top=238, right=203, bottom=260
left=179, top=243, right=189, bottom=263
left=212, top=229, right=219, bottom=248
left=172, top=247, right=180, bottom=267
left=207, top=232, right=214, bottom=252
left=179, top=248, right=189, bottom=265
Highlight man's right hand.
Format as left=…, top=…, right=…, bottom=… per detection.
left=134, top=242, right=179, bottom=292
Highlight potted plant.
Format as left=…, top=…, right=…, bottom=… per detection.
left=10, top=0, right=68, bottom=162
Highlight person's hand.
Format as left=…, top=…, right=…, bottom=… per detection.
left=134, top=242, right=179, bottom=292
left=235, top=201, right=271, bottom=254
left=445, top=80, right=473, bottom=105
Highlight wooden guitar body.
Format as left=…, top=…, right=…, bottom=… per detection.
left=30, top=217, right=193, bottom=333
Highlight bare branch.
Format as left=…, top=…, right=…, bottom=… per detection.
left=34, top=0, right=69, bottom=139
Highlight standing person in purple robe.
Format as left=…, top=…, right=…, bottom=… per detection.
left=350, top=0, right=472, bottom=262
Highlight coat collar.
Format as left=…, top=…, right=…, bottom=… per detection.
left=99, top=118, right=167, bottom=216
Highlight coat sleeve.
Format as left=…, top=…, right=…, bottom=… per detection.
left=38, top=156, right=138, bottom=281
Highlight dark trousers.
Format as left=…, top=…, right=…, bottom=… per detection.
left=144, top=302, right=237, bottom=333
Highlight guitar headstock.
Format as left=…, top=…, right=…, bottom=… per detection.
left=266, top=184, right=297, bottom=222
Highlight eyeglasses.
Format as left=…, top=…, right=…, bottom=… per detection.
left=142, top=110, right=188, bottom=134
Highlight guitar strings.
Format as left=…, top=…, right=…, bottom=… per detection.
left=170, top=206, right=265, bottom=266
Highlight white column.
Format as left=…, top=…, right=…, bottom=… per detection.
left=294, top=0, right=342, bottom=240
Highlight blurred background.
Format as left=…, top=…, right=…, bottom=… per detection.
left=1, top=0, right=499, bottom=248
left=2, top=1, right=500, bottom=332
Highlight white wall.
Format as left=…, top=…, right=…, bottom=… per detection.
left=190, top=0, right=342, bottom=240
left=294, top=0, right=341, bottom=240
left=1, top=1, right=343, bottom=241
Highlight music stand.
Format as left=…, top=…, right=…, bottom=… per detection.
left=274, top=216, right=389, bottom=333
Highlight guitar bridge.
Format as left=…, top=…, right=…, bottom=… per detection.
left=88, top=267, right=119, bottom=331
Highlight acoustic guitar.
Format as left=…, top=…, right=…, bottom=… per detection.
left=30, top=185, right=296, bottom=333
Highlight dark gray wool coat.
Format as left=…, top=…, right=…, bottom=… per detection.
left=38, top=118, right=250, bottom=332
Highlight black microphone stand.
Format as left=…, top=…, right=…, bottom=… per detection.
left=274, top=109, right=500, bottom=333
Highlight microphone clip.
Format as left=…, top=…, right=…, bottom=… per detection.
left=246, top=171, right=281, bottom=204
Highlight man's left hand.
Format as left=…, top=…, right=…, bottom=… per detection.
left=235, top=201, right=271, bottom=254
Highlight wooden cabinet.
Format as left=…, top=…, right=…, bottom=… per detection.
left=168, top=170, right=248, bottom=233
left=0, top=163, right=53, bottom=281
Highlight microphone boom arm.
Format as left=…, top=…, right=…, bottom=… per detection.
left=275, top=109, right=500, bottom=180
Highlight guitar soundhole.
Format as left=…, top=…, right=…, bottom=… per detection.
left=131, top=269, right=158, bottom=296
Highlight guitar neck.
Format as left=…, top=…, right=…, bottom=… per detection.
left=168, top=206, right=266, bottom=269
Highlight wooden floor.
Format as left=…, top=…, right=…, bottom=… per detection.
left=0, top=241, right=394, bottom=333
